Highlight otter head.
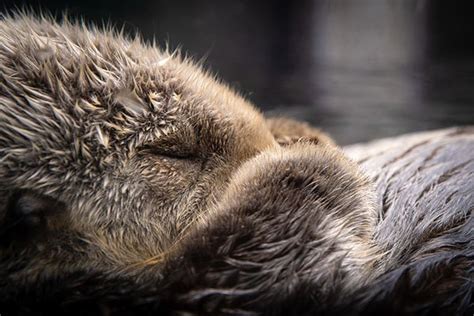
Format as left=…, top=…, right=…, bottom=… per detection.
left=0, top=15, right=280, bottom=282
left=0, top=15, right=378, bottom=312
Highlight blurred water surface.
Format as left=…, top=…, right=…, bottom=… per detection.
left=2, top=0, right=474, bottom=144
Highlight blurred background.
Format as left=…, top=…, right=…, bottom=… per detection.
left=1, top=0, right=474, bottom=144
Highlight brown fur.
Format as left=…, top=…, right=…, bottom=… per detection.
left=267, top=117, right=336, bottom=147
left=0, top=13, right=471, bottom=315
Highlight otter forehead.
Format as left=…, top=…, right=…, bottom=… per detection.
left=0, top=15, right=275, bottom=194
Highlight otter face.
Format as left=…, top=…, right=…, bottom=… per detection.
left=0, top=16, right=377, bottom=311
left=0, top=15, right=282, bottom=279
left=0, top=15, right=470, bottom=316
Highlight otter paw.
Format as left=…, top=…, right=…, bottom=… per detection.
left=266, top=117, right=336, bottom=147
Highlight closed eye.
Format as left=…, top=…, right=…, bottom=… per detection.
left=140, top=144, right=196, bottom=160
left=137, top=118, right=199, bottom=160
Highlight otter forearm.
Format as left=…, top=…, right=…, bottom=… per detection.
left=155, top=143, right=379, bottom=314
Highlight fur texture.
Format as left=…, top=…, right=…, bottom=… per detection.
left=0, top=13, right=472, bottom=315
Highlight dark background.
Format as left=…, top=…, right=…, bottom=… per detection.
left=1, top=0, right=474, bottom=144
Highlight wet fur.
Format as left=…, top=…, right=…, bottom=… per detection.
left=0, top=13, right=472, bottom=315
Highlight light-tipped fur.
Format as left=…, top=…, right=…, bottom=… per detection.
left=0, top=13, right=471, bottom=316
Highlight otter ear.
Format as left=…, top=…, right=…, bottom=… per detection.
left=0, top=190, right=66, bottom=246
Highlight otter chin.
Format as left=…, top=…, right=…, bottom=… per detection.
left=0, top=14, right=471, bottom=316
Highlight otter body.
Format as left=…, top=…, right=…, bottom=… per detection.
left=0, top=14, right=471, bottom=315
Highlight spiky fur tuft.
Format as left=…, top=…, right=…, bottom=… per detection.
left=0, top=13, right=471, bottom=315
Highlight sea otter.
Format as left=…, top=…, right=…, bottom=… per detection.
left=0, top=14, right=472, bottom=315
